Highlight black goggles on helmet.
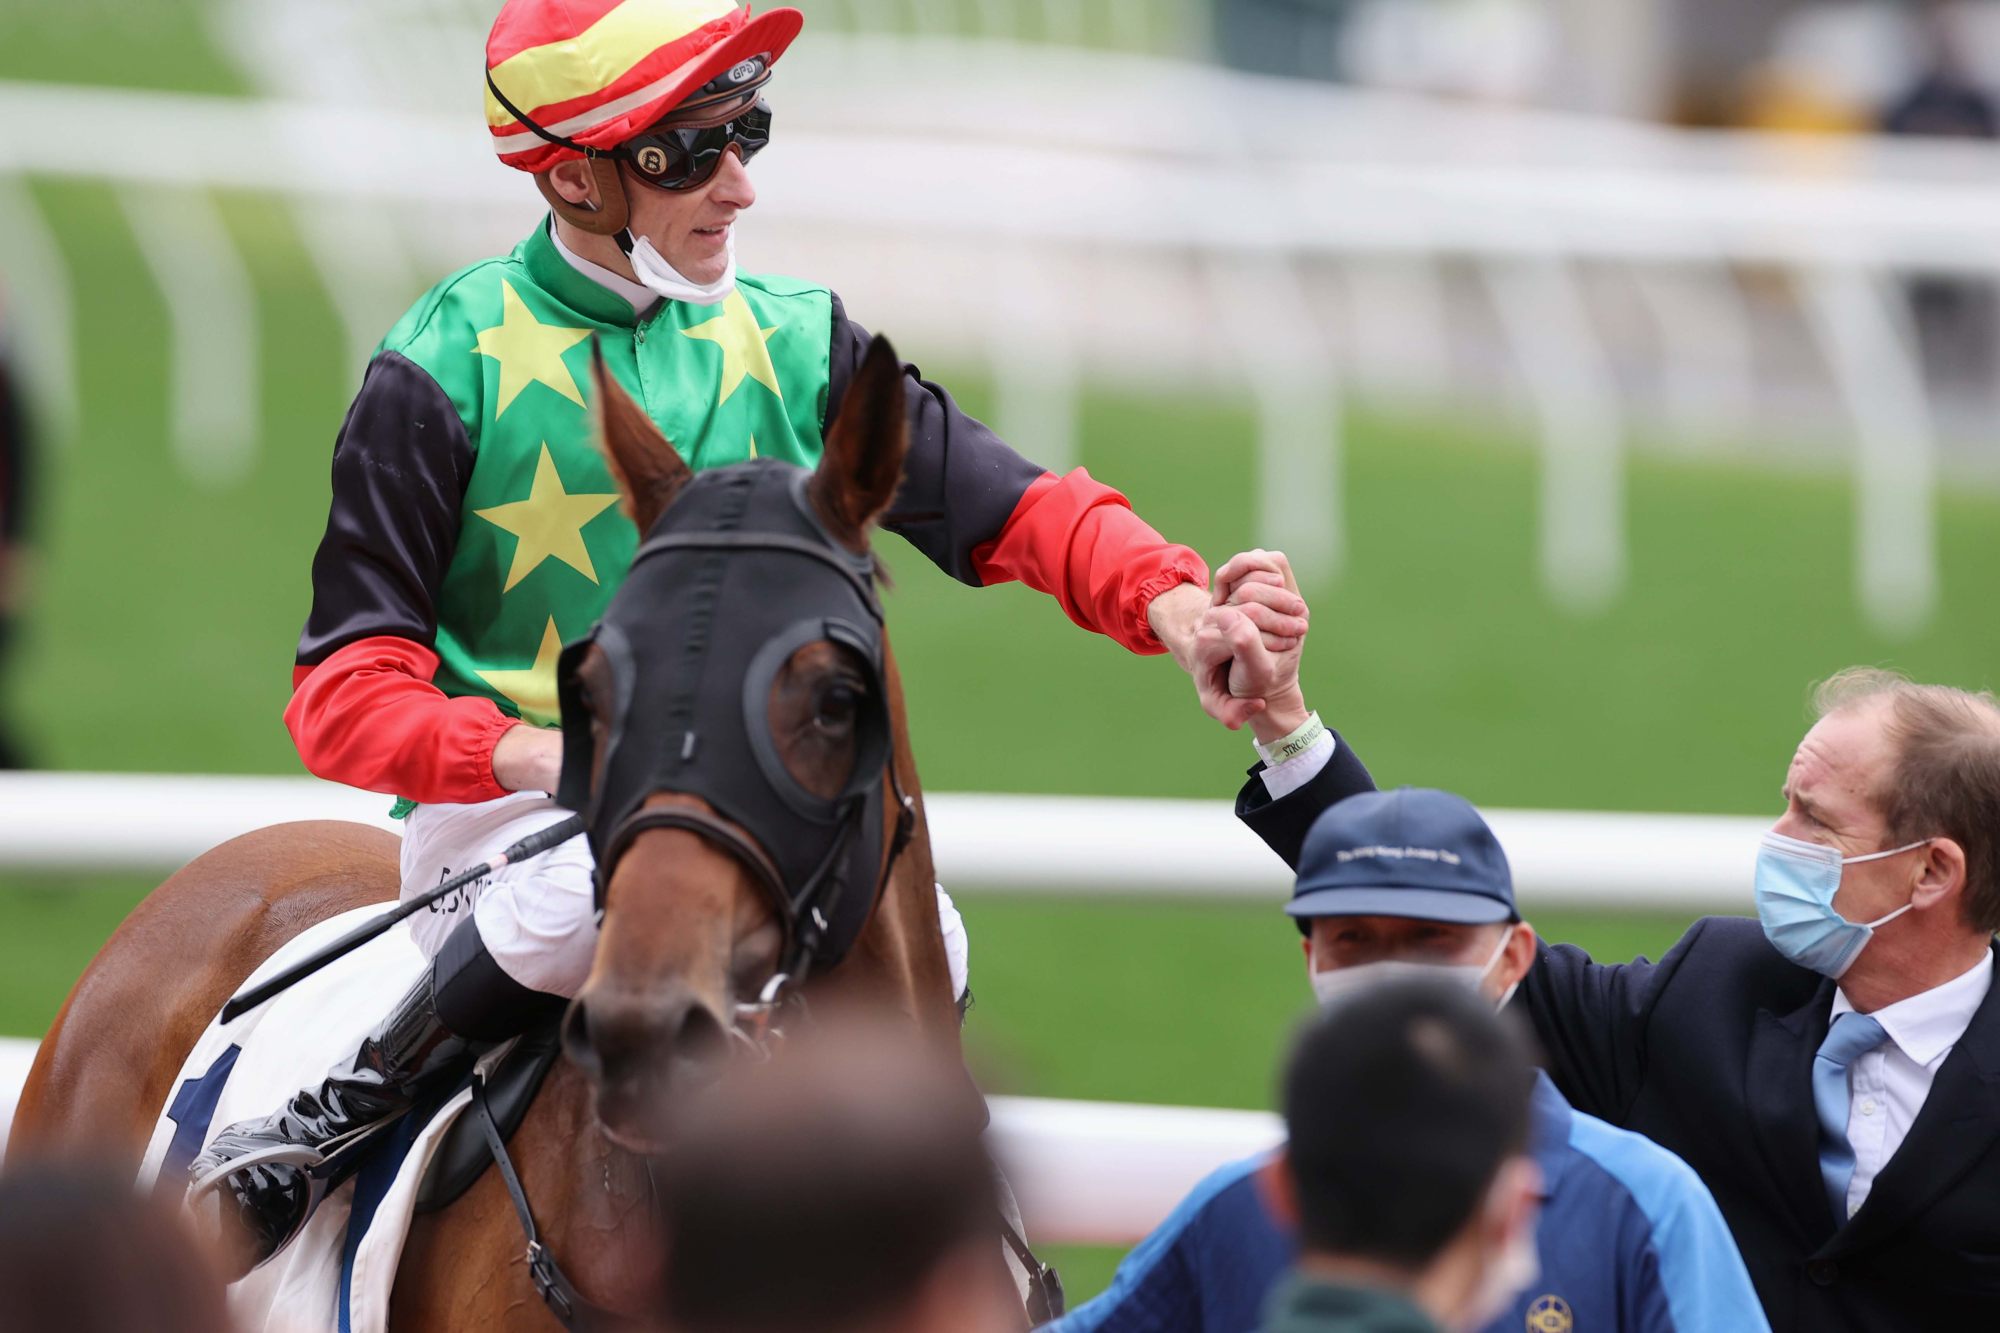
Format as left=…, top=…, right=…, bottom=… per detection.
left=619, top=98, right=772, bottom=191
left=487, top=54, right=774, bottom=193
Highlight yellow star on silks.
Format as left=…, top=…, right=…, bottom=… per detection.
left=477, top=617, right=564, bottom=727
left=681, top=291, right=783, bottom=405
left=474, top=280, right=591, bottom=418
left=473, top=444, right=620, bottom=592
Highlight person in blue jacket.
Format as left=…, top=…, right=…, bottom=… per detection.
left=1048, top=569, right=1766, bottom=1333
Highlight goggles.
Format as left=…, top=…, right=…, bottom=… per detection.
left=486, top=54, right=775, bottom=194
left=619, top=98, right=772, bottom=191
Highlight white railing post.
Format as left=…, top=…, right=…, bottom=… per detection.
left=1203, top=253, right=1344, bottom=585
left=0, top=176, right=81, bottom=443
left=1482, top=254, right=1627, bottom=616
left=1628, top=262, right=1758, bottom=444
left=117, top=186, right=260, bottom=490
left=987, top=243, right=1080, bottom=476
left=1800, top=265, right=1939, bottom=639
left=290, top=198, right=421, bottom=386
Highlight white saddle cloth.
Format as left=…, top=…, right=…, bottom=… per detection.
left=141, top=907, right=483, bottom=1333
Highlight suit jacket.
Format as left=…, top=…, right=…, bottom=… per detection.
left=1236, top=748, right=2000, bottom=1332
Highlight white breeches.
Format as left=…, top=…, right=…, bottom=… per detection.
left=400, top=791, right=970, bottom=1001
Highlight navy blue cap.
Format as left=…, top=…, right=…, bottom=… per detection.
left=1287, top=787, right=1517, bottom=926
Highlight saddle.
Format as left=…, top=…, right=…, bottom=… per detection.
left=414, top=1022, right=564, bottom=1214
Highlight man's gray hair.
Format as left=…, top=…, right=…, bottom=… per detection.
left=1814, top=667, right=2000, bottom=934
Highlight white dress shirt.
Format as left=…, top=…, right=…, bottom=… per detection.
left=1256, top=729, right=1336, bottom=800
left=1829, top=952, right=1992, bottom=1216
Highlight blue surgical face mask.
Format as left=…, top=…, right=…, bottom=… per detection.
left=1755, top=831, right=1930, bottom=979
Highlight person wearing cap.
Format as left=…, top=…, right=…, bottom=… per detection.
left=187, top=0, right=1281, bottom=1276
left=1259, top=978, right=1542, bottom=1333
left=1203, top=551, right=2000, bottom=1331
left=1048, top=785, right=1762, bottom=1333
left=1043, top=566, right=1763, bottom=1333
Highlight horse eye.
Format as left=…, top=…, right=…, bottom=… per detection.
left=812, top=682, right=860, bottom=735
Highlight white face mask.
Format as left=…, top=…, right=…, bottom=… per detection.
left=625, top=229, right=737, bottom=306
left=1309, top=926, right=1520, bottom=1011
left=1462, top=1181, right=1540, bottom=1331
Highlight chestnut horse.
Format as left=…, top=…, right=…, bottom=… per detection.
left=8, top=338, right=975, bottom=1326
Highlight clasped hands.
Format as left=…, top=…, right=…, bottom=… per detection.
left=1191, top=550, right=1311, bottom=744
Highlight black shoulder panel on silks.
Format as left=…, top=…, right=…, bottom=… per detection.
left=296, top=351, right=476, bottom=666
left=826, top=291, right=1043, bottom=587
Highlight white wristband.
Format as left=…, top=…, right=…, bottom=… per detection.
left=1255, top=711, right=1326, bottom=768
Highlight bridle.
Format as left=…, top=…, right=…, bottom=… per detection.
left=597, top=749, right=915, bottom=1049
left=555, top=466, right=919, bottom=1049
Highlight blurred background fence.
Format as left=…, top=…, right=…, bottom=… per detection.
left=12, top=5, right=2000, bottom=633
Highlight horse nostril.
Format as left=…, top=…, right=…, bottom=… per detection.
left=674, top=1003, right=727, bottom=1068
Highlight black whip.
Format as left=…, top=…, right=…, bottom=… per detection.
left=218, top=815, right=586, bottom=1024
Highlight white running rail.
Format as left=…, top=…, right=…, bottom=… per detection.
left=0, top=771, right=1763, bottom=910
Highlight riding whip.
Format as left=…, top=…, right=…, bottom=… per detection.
left=218, top=815, right=585, bottom=1024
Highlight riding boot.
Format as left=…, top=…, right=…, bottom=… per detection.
left=188, top=916, right=564, bottom=1279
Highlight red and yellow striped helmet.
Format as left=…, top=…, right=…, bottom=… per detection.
left=485, top=0, right=804, bottom=174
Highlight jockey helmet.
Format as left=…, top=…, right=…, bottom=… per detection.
left=484, top=0, right=803, bottom=176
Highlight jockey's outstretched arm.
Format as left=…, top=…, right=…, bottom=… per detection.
left=286, top=300, right=1209, bottom=803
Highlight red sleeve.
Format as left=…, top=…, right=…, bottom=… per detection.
left=970, top=469, right=1208, bottom=655
left=285, top=635, right=520, bottom=804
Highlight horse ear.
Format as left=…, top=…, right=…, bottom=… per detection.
left=591, top=338, right=691, bottom=534
left=811, top=335, right=910, bottom=553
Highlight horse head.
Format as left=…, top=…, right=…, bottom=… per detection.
left=555, top=336, right=945, bottom=1149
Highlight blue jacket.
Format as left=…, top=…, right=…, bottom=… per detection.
left=1045, top=1072, right=1766, bottom=1333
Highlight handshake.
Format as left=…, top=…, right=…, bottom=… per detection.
left=1191, top=549, right=1312, bottom=744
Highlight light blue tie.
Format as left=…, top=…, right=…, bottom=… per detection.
left=1814, top=1012, right=1887, bottom=1222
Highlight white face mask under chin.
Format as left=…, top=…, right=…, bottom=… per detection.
left=625, top=230, right=736, bottom=306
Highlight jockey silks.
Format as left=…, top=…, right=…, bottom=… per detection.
left=289, top=218, right=1207, bottom=811
left=386, top=222, right=828, bottom=736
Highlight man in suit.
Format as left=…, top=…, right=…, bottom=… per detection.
left=1195, top=550, right=2000, bottom=1330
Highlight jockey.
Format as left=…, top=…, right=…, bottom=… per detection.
left=190, top=0, right=1267, bottom=1277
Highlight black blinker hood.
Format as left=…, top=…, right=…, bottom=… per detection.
left=556, top=461, right=892, bottom=972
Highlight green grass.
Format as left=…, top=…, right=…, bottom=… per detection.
left=0, top=1, right=244, bottom=94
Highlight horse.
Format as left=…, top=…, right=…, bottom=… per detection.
left=7, top=336, right=989, bottom=1327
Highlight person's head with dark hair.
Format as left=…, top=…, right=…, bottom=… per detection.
left=1262, top=978, right=1540, bottom=1333
left=653, top=1018, right=1019, bottom=1333
left=0, top=1162, right=232, bottom=1333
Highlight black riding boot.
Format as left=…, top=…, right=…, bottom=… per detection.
left=188, top=916, right=563, bottom=1278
